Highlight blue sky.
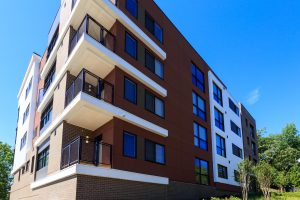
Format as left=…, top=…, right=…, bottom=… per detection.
left=0, top=0, right=299, bottom=145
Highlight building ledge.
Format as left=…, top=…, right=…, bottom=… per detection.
left=31, top=164, right=169, bottom=189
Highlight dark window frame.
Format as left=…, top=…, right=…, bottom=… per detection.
left=230, top=120, right=241, bottom=136
left=125, top=32, right=138, bottom=60
left=214, top=108, right=224, bottom=131
left=144, top=90, right=165, bottom=118
left=192, top=63, right=205, bottom=92
left=125, top=0, right=138, bottom=18
left=232, top=143, right=243, bottom=158
left=229, top=98, right=239, bottom=116
left=123, top=131, right=137, bottom=159
left=37, top=146, right=49, bottom=171
left=250, top=125, right=255, bottom=139
left=252, top=142, right=257, bottom=156
left=23, top=104, right=30, bottom=124
left=213, top=82, right=223, bottom=106
left=44, top=61, right=56, bottom=94
left=192, top=91, right=206, bottom=121
left=145, top=49, right=164, bottom=79
left=145, top=139, right=166, bottom=165
left=216, top=134, right=226, bottom=157
left=20, top=132, right=27, bottom=150
left=193, top=122, right=208, bottom=151
left=195, top=158, right=210, bottom=185
left=40, top=100, right=53, bottom=130
left=124, top=77, right=137, bottom=104
left=218, top=164, right=228, bottom=179
left=145, top=11, right=164, bottom=44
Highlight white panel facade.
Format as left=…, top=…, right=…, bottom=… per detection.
left=208, top=71, right=244, bottom=186
left=12, top=54, right=41, bottom=174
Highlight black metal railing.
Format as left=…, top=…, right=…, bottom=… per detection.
left=65, top=69, right=114, bottom=108
left=69, top=15, right=116, bottom=55
left=61, top=136, right=112, bottom=169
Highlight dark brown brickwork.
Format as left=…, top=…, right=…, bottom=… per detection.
left=241, top=105, right=259, bottom=162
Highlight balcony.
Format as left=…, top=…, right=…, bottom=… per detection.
left=69, top=15, right=115, bottom=55
left=61, top=136, right=112, bottom=169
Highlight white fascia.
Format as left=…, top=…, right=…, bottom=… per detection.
left=35, top=92, right=168, bottom=147
left=37, top=33, right=167, bottom=113
left=31, top=164, right=169, bottom=189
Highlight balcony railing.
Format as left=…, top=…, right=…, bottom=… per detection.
left=69, top=15, right=116, bottom=55
left=61, top=136, right=112, bottom=169
left=65, top=69, right=114, bottom=108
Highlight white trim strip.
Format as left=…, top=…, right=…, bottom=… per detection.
left=31, top=164, right=169, bottom=189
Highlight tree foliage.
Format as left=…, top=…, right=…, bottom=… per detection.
left=258, top=123, right=300, bottom=190
left=0, top=142, right=13, bottom=200
left=238, top=159, right=254, bottom=200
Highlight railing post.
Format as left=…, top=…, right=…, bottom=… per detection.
left=82, top=69, right=85, bottom=92
left=97, top=78, right=102, bottom=99
left=78, top=137, right=82, bottom=164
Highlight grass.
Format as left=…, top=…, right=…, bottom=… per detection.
left=249, top=191, right=300, bottom=200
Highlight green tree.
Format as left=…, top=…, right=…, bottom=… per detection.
left=238, top=159, right=254, bottom=200
left=0, top=142, right=13, bottom=200
left=288, top=165, right=300, bottom=188
left=274, top=171, right=289, bottom=193
left=254, top=162, right=276, bottom=200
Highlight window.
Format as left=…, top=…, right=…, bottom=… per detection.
left=250, top=125, right=255, bottom=138
left=37, top=146, right=49, bottom=171
left=214, top=108, right=224, bottom=131
left=252, top=142, right=256, bottom=156
left=145, top=90, right=164, bottom=117
left=40, top=101, right=53, bottom=130
left=216, top=134, right=226, bottom=157
left=145, top=50, right=164, bottom=78
left=195, top=158, right=209, bottom=185
left=126, top=0, right=138, bottom=18
left=234, top=170, right=240, bottom=182
left=193, top=122, right=208, bottom=151
left=30, top=156, right=35, bottom=173
left=145, top=140, right=165, bottom=164
left=125, top=32, right=137, bottom=59
left=192, top=63, right=205, bottom=92
left=44, top=62, right=56, bottom=94
left=23, top=104, right=30, bottom=124
left=192, top=92, right=206, bottom=121
left=25, top=78, right=32, bottom=99
left=20, top=132, right=27, bottom=150
left=123, top=132, right=136, bottom=158
left=124, top=78, right=137, bottom=104
left=229, top=98, right=239, bottom=116
left=47, top=28, right=59, bottom=58
left=17, top=107, right=20, bottom=123
left=213, top=83, right=222, bottom=106
left=231, top=121, right=241, bottom=136
left=232, top=144, right=243, bottom=158
left=145, top=12, right=163, bottom=43
left=247, top=137, right=250, bottom=145
left=218, top=164, right=228, bottom=179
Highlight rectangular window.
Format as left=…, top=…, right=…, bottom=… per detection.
left=145, top=140, right=165, bottom=164
left=229, top=98, right=239, bottom=116
left=193, top=122, right=208, bottom=151
left=234, top=170, right=240, bottom=182
left=40, top=101, right=53, bottom=130
left=214, top=108, right=224, bottom=131
left=23, top=104, right=30, bottom=124
left=124, top=77, right=137, bottom=104
left=252, top=142, right=256, bottom=155
left=145, top=50, right=164, bottom=78
left=218, top=164, right=228, bottom=179
left=195, top=158, right=209, bottom=185
left=216, top=134, right=226, bottom=157
left=145, top=91, right=164, bottom=117
left=125, top=32, right=137, bottom=59
left=47, top=28, right=59, bottom=58
left=192, top=63, right=205, bottom=92
left=123, top=132, right=137, bottom=158
left=25, top=78, right=33, bottom=99
left=37, top=146, right=49, bottom=171
left=44, top=62, right=56, bottom=94
left=250, top=125, right=255, bottom=138
left=145, top=12, right=163, bottom=43
left=20, top=132, right=27, bottom=150
left=126, top=0, right=138, bottom=18
left=192, top=92, right=206, bottom=121
left=231, top=121, right=241, bottom=136
left=232, top=144, right=243, bottom=158
left=213, top=82, right=222, bottom=106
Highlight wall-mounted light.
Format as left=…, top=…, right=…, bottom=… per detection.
left=85, top=136, right=90, bottom=144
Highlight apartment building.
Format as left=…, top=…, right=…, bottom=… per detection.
left=10, top=0, right=258, bottom=199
